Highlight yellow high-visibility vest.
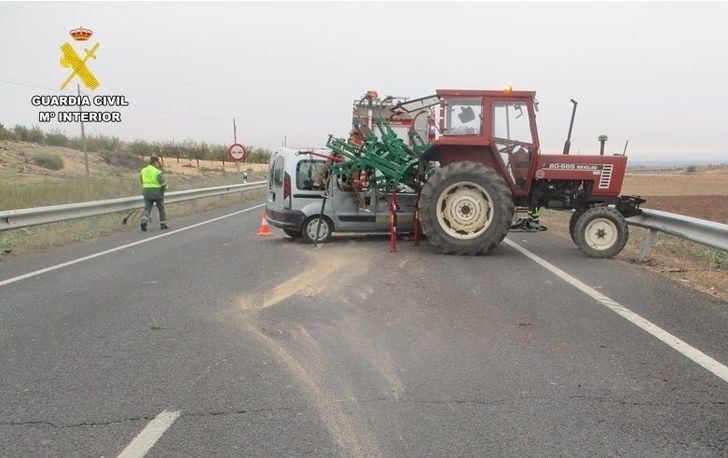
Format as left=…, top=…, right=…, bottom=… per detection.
left=140, top=165, right=162, bottom=189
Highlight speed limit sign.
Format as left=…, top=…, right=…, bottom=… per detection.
left=228, top=143, right=248, bottom=162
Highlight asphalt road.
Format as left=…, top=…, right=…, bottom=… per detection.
left=1, top=201, right=727, bottom=456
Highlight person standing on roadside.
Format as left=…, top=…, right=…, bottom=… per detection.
left=139, top=155, right=168, bottom=231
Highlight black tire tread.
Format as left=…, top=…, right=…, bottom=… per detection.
left=569, top=209, right=586, bottom=243
left=419, top=161, right=514, bottom=255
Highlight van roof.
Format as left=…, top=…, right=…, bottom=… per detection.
left=274, top=147, right=331, bottom=156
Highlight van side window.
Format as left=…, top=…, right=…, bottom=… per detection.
left=296, top=160, right=326, bottom=191
left=273, top=156, right=284, bottom=186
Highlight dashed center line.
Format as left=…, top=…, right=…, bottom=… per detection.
left=505, top=238, right=728, bottom=384
left=118, top=410, right=181, bottom=458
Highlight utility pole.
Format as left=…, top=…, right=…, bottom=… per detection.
left=283, top=135, right=287, bottom=147
left=78, top=83, right=89, bottom=176
left=233, top=118, right=240, bottom=175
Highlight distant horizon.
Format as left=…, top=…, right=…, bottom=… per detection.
left=2, top=127, right=725, bottom=170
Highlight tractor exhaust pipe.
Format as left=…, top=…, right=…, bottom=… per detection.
left=563, top=99, right=578, bottom=155
left=598, top=135, right=608, bottom=155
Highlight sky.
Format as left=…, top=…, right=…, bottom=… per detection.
left=0, top=1, right=727, bottom=162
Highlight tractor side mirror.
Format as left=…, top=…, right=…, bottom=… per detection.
left=458, top=106, right=475, bottom=123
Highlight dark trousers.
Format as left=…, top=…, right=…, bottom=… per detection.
left=141, top=188, right=167, bottom=225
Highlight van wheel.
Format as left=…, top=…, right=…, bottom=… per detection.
left=302, top=215, right=333, bottom=243
left=574, top=207, right=628, bottom=258
left=284, top=229, right=301, bottom=239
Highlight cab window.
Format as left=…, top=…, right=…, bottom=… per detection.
left=493, top=101, right=532, bottom=143
left=443, top=97, right=482, bottom=136
left=492, top=100, right=533, bottom=193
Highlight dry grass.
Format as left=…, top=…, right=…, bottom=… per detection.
left=162, top=158, right=268, bottom=175
left=0, top=172, right=264, bottom=211
left=0, top=140, right=269, bottom=179
left=623, top=167, right=728, bottom=196
left=1, top=143, right=268, bottom=260
left=541, top=210, right=728, bottom=302
left=1, top=138, right=269, bottom=259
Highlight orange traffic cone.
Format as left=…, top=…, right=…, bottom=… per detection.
left=257, top=213, right=273, bottom=236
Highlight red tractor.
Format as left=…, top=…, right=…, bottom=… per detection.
left=392, top=88, right=644, bottom=257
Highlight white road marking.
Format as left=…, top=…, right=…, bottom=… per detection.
left=0, top=203, right=265, bottom=288
left=504, top=238, right=728, bottom=384
left=118, top=410, right=181, bottom=458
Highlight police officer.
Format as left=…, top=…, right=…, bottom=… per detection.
left=528, top=206, right=541, bottom=226
left=140, top=155, right=168, bottom=231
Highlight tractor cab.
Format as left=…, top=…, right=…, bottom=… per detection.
left=398, top=89, right=632, bottom=208
left=395, top=89, right=541, bottom=197
left=438, top=89, right=540, bottom=196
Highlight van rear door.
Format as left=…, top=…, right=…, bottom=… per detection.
left=267, top=154, right=285, bottom=212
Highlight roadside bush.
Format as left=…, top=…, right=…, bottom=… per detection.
left=32, top=152, right=64, bottom=170
left=686, top=165, right=698, bottom=173
left=4, top=123, right=273, bottom=165
left=0, top=123, right=17, bottom=141
left=84, top=135, right=122, bottom=154
left=247, top=147, right=272, bottom=164
left=13, top=125, right=29, bottom=140
left=45, top=131, right=70, bottom=147
left=98, top=151, right=144, bottom=169
left=126, top=139, right=151, bottom=159
left=14, top=125, right=44, bottom=143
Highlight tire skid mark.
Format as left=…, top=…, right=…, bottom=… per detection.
left=241, top=320, right=381, bottom=457
left=238, top=246, right=385, bottom=456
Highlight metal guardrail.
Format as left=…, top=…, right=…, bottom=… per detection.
left=627, top=208, right=728, bottom=261
left=2, top=187, right=725, bottom=263
left=0, top=181, right=266, bottom=232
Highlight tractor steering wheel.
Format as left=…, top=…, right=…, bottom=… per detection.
left=497, top=143, right=525, bottom=170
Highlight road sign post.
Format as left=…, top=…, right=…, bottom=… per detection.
left=228, top=143, right=248, bottom=180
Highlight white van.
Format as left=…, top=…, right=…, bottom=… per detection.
left=265, top=147, right=417, bottom=242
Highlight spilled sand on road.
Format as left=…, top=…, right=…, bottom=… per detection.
left=236, top=245, right=384, bottom=456
left=239, top=246, right=369, bottom=310
left=241, top=320, right=382, bottom=457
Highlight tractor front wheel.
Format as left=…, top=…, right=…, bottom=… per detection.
left=574, top=206, right=628, bottom=258
left=419, top=161, right=514, bottom=255
left=569, top=209, right=586, bottom=243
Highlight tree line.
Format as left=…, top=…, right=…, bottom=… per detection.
left=0, top=123, right=272, bottom=167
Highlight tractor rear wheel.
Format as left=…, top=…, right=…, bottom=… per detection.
left=419, top=161, right=514, bottom=255
left=574, top=206, right=628, bottom=258
left=569, top=209, right=586, bottom=243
